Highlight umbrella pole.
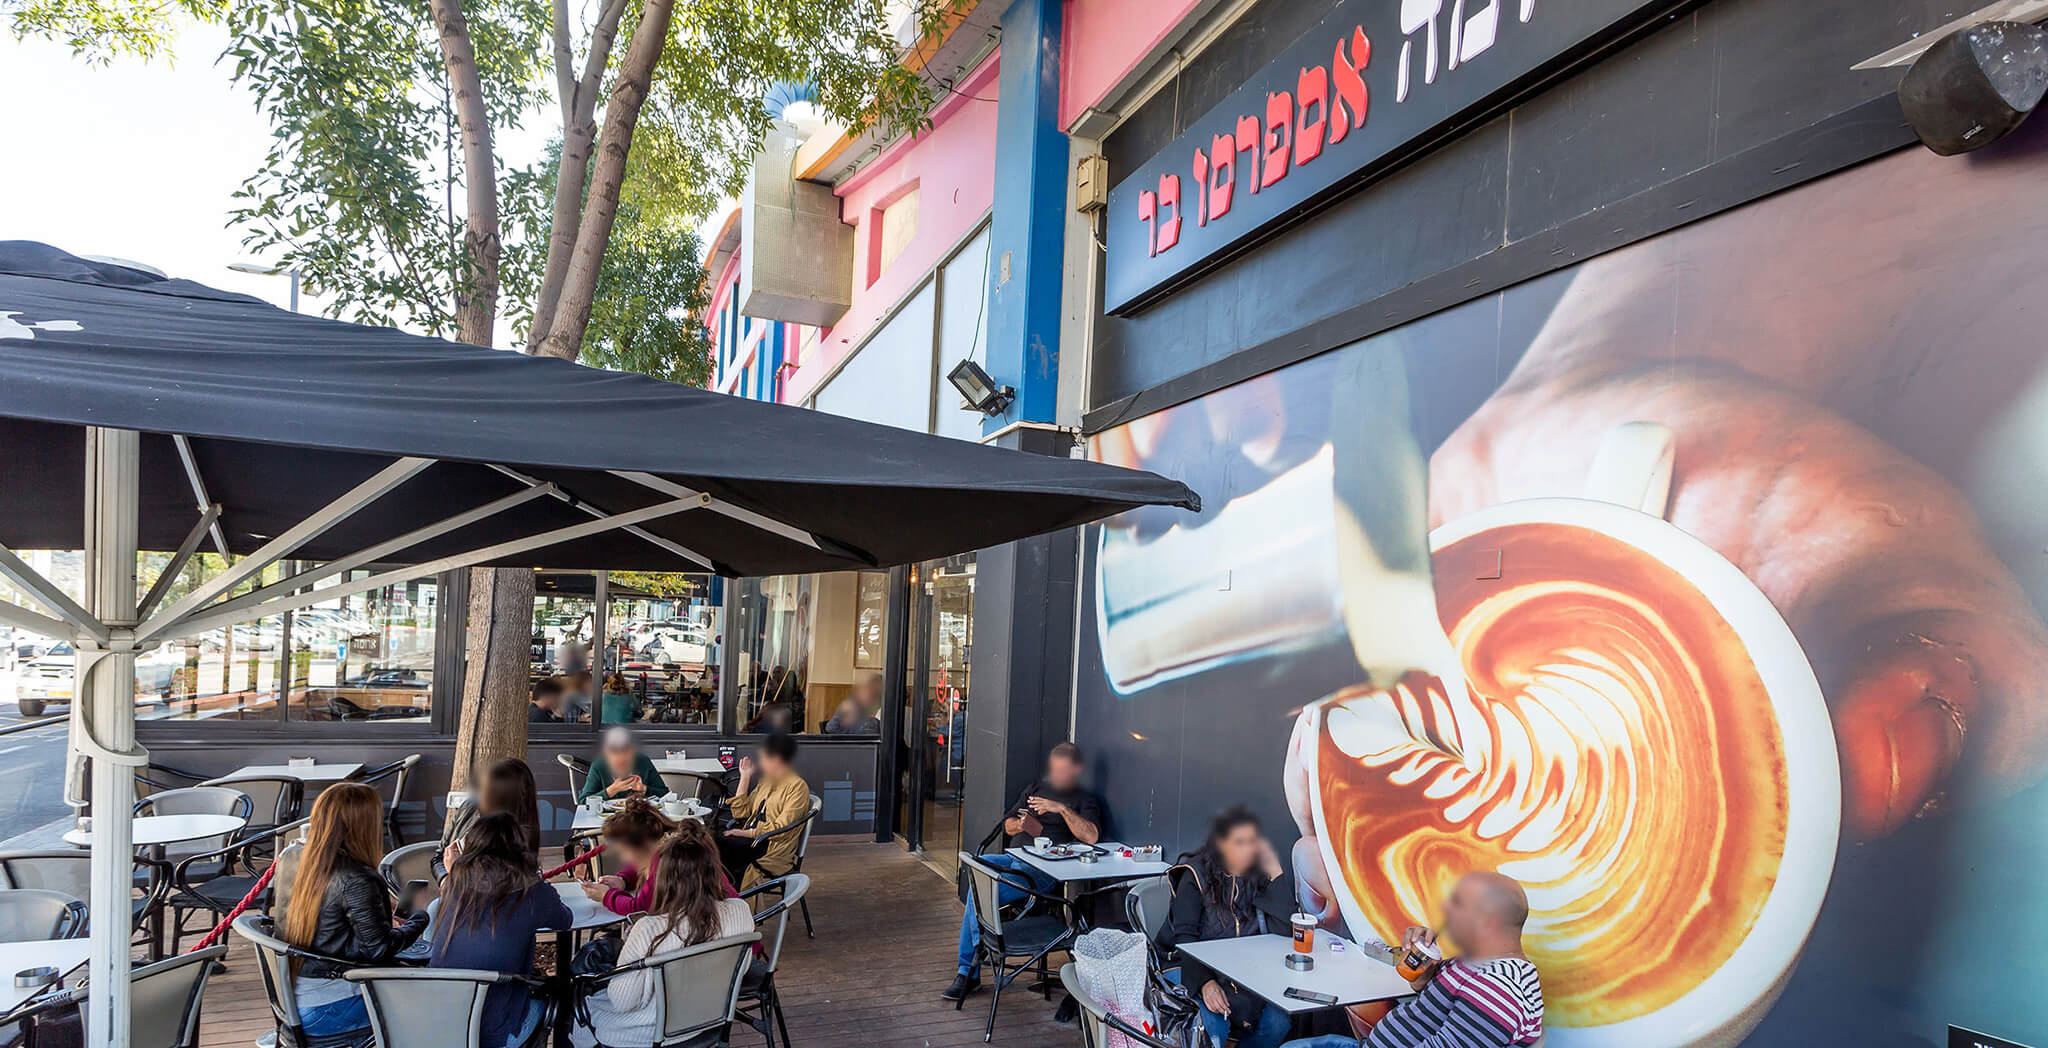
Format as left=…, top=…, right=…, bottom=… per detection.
left=80, top=427, right=141, bottom=1048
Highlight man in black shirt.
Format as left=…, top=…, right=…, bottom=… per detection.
left=528, top=677, right=565, bottom=723
left=942, top=742, right=1105, bottom=1001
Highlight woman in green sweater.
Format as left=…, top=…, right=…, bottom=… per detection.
left=578, top=726, right=670, bottom=803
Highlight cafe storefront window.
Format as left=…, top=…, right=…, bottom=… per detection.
left=532, top=570, right=722, bottom=730
left=731, top=571, right=889, bottom=735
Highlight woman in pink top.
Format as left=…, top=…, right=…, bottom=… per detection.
left=578, top=799, right=737, bottom=914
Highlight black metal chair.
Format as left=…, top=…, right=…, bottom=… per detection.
left=378, top=841, right=441, bottom=914
left=358, top=754, right=423, bottom=847
left=198, top=775, right=305, bottom=840
left=556, top=754, right=590, bottom=801
left=2, top=943, right=227, bottom=1048
left=741, top=794, right=822, bottom=938
left=0, top=849, right=172, bottom=958
left=735, top=874, right=810, bottom=1048
left=956, top=852, right=1085, bottom=1043
left=165, top=818, right=306, bottom=953
left=134, top=760, right=209, bottom=798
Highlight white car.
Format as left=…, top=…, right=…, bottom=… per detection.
left=16, top=641, right=183, bottom=718
left=634, top=625, right=709, bottom=666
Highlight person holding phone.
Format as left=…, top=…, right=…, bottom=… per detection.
left=1165, top=807, right=1294, bottom=1048
left=1281, top=871, right=1543, bottom=1048
left=717, top=732, right=810, bottom=890
left=578, top=726, right=669, bottom=803
left=940, top=742, right=1104, bottom=1002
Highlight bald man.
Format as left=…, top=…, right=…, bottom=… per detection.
left=1283, top=871, right=1544, bottom=1048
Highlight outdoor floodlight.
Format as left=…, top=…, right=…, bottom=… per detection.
left=948, top=359, right=1015, bottom=416
left=1899, top=20, right=2048, bottom=155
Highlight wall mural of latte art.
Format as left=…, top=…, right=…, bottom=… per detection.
left=1312, top=521, right=1789, bottom=1030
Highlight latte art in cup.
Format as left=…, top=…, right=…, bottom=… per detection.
left=1308, top=512, right=1836, bottom=1045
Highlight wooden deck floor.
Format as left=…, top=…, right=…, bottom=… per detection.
left=195, top=837, right=1076, bottom=1048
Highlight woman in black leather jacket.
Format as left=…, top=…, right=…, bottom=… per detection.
left=281, top=783, right=426, bottom=1037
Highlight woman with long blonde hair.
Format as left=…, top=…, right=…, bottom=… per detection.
left=281, top=782, right=426, bottom=1037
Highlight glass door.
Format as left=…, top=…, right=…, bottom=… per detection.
left=897, top=555, right=975, bottom=879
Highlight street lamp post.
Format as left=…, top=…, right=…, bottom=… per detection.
left=226, top=261, right=301, bottom=313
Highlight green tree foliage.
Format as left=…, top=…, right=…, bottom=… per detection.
left=4, top=0, right=222, bottom=62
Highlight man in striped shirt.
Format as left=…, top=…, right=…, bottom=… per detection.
left=1283, top=871, right=1544, bottom=1048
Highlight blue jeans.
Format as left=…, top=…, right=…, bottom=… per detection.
left=299, top=996, right=369, bottom=1037
left=957, top=853, right=1056, bottom=977
left=1167, top=967, right=1294, bottom=1048
left=1280, top=1037, right=1360, bottom=1048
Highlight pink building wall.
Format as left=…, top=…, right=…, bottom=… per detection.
left=779, top=52, right=1003, bottom=406
left=1059, top=0, right=1206, bottom=131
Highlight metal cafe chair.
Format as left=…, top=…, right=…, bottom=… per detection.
left=571, top=931, right=761, bottom=1048
left=741, top=795, right=822, bottom=938
left=956, top=852, right=1084, bottom=1043
left=734, top=873, right=809, bottom=1048
left=166, top=818, right=306, bottom=953
left=198, top=775, right=306, bottom=841
left=357, top=754, right=423, bottom=847
left=233, top=913, right=377, bottom=1048
left=1124, top=877, right=1174, bottom=971
left=0, top=888, right=87, bottom=942
left=378, top=841, right=442, bottom=911
left=132, top=786, right=254, bottom=866
left=1058, top=962, right=1177, bottom=1048
left=3, top=943, right=227, bottom=1048
left=346, top=968, right=556, bottom=1048
left=556, top=754, right=591, bottom=800
left=0, top=850, right=172, bottom=958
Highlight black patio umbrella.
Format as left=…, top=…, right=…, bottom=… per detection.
left=0, top=241, right=1197, bottom=1046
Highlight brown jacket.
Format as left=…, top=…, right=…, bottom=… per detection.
left=728, top=772, right=811, bottom=889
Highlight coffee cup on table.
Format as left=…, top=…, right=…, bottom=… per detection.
left=1289, top=912, right=1317, bottom=954
left=1032, top=836, right=1051, bottom=852
left=1306, top=421, right=1839, bottom=1048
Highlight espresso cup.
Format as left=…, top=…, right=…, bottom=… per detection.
left=1307, top=422, right=1839, bottom=1048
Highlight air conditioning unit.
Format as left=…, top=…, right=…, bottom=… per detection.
left=740, top=122, right=854, bottom=328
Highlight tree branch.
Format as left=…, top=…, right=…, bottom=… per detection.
left=427, top=0, right=501, bottom=346
left=525, top=0, right=630, bottom=355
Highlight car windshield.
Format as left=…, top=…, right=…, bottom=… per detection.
left=46, top=641, right=72, bottom=657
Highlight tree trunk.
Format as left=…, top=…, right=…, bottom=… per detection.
left=428, top=0, right=501, bottom=346
left=526, top=0, right=630, bottom=356
left=452, top=566, right=536, bottom=790
left=536, top=0, right=675, bottom=360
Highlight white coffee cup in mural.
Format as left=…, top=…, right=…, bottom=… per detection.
left=1305, top=422, right=1839, bottom=1048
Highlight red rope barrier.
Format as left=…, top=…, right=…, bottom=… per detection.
left=184, top=842, right=606, bottom=954
left=188, top=862, right=279, bottom=952
left=544, top=842, right=605, bottom=880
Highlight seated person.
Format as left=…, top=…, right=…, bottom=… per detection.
left=439, top=758, right=542, bottom=878
left=1283, top=871, right=1543, bottom=1048
left=717, top=732, right=810, bottom=890
left=578, top=726, right=669, bottom=803
left=1165, top=807, right=1294, bottom=1048
left=281, top=784, right=428, bottom=1038
left=598, top=671, right=641, bottom=724
left=744, top=700, right=797, bottom=735
left=581, top=798, right=673, bottom=915
left=431, top=813, right=573, bottom=1048
left=570, top=822, right=753, bottom=1048
left=821, top=697, right=880, bottom=735
left=562, top=670, right=594, bottom=722
left=940, top=741, right=1103, bottom=1002
left=528, top=677, right=566, bottom=723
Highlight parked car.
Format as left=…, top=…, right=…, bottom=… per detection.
left=635, top=624, right=709, bottom=666
left=16, top=641, right=182, bottom=717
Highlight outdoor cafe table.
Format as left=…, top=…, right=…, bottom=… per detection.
left=1004, top=842, right=1171, bottom=888
left=0, top=939, right=91, bottom=1012
left=570, top=804, right=706, bottom=833
left=223, top=761, right=363, bottom=782
left=651, top=756, right=726, bottom=779
left=1176, top=932, right=1416, bottom=1014
left=60, top=813, right=245, bottom=848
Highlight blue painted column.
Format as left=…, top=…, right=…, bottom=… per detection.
left=981, top=0, right=1069, bottom=434
left=959, top=0, right=1084, bottom=854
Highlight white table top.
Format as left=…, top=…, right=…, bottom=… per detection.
left=1005, top=842, right=1171, bottom=884
left=1176, top=932, right=1415, bottom=1013
left=0, top=939, right=91, bottom=1011
left=547, top=881, right=627, bottom=932
left=62, top=813, right=246, bottom=848
left=652, top=757, right=727, bottom=776
left=225, top=762, right=364, bottom=782
left=570, top=804, right=708, bottom=832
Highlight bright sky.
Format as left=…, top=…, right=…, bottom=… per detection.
left=0, top=20, right=726, bottom=328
